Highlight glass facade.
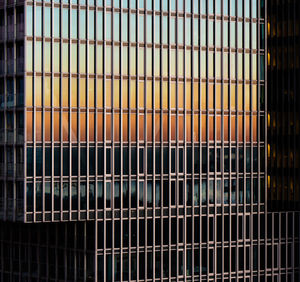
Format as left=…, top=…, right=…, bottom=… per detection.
left=268, top=0, right=300, bottom=211
left=0, top=0, right=299, bottom=281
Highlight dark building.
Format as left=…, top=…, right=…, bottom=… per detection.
left=0, top=0, right=299, bottom=281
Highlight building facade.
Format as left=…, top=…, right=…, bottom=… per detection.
left=0, top=0, right=299, bottom=281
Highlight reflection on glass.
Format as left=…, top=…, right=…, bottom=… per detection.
left=147, top=113, right=152, bottom=142
left=238, top=115, right=243, bottom=142
left=71, top=78, right=78, bottom=108
left=202, top=115, right=206, bottom=141
left=123, top=113, right=128, bottom=141
left=89, top=79, right=95, bottom=108
left=63, top=112, right=69, bottom=141
left=139, top=114, right=144, bottom=141
left=131, top=113, right=136, bottom=142
left=62, top=78, right=69, bottom=108
left=231, top=115, right=236, bottom=141
left=80, top=78, right=86, bottom=107
left=36, top=77, right=42, bottom=107
left=36, top=111, right=42, bottom=141
left=97, top=79, right=103, bottom=108
left=106, top=113, right=111, bottom=141
left=97, top=112, right=103, bottom=142
left=54, top=77, right=60, bottom=108
left=45, top=111, right=51, bottom=142
left=155, top=113, right=160, bottom=142
left=71, top=112, right=78, bottom=142
left=89, top=112, right=95, bottom=142
left=80, top=112, right=86, bottom=142
left=26, top=111, right=33, bottom=141
left=54, top=111, right=60, bottom=142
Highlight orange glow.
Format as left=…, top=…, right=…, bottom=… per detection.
left=36, top=77, right=42, bottom=107
left=80, top=112, right=86, bottom=142
left=179, top=115, right=184, bottom=141
left=122, top=80, right=128, bottom=109
left=238, top=84, right=243, bottom=111
left=139, top=114, right=144, bottom=141
left=216, top=84, right=221, bottom=110
left=97, top=79, right=103, bottom=108
left=146, top=81, right=152, bottom=109
left=155, top=81, right=160, bottom=109
left=209, top=116, right=214, bottom=141
left=252, top=85, right=257, bottom=111
left=131, top=113, right=136, bottom=141
left=186, top=114, right=191, bottom=142
left=238, top=115, right=243, bottom=142
left=89, top=112, right=95, bottom=141
left=45, top=77, right=51, bottom=107
left=201, top=82, right=206, bottom=110
left=97, top=112, right=103, bottom=142
left=106, top=80, right=111, bottom=108
left=54, top=78, right=60, bottom=108
left=26, top=111, right=33, bottom=141
left=246, top=115, right=250, bottom=142
left=45, top=111, right=51, bottom=142
left=106, top=113, right=111, bottom=141
left=163, top=113, right=168, bottom=142
left=245, top=85, right=250, bottom=111
left=208, top=84, right=214, bottom=109
left=139, top=81, right=144, bottom=109
left=253, top=115, right=257, bottom=142
left=89, top=79, right=95, bottom=108
left=71, top=112, right=78, bottom=142
left=223, top=84, right=228, bottom=110
left=62, top=78, right=69, bottom=108
left=114, top=80, right=120, bottom=108
left=63, top=112, right=69, bottom=141
left=123, top=113, right=128, bottom=141
left=201, top=114, right=206, bottom=141
left=178, top=82, right=184, bottom=109
left=114, top=113, right=120, bottom=141
left=171, top=82, right=176, bottom=109
left=71, top=78, right=78, bottom=108
left=171, top=115, right=176, bottom=141
left=80, top=78, right=86, bottom=108
left=224, top=116, right=229, bottom=141
left=147, top=113, right=152, bottom=142
left=155, top=113, right=160, bottom=141
left=231, top=115, right=236, bottom=141
left=231, top=86, right=236, bottom=110
left=193, top=83, right=199, bottom=110
left=130, top=80, right=136, bottom=109
left=194, top=114, right=199, bottom=142
left=26, top=76, right=33, bottom=107
left=186, top=82, right=191, bottom=110
left=162, top=82, right=168, bottom=109
left=36, top=112, right=42, bottom=141
left=54, top=112, right=60, bottom=141
left=216, top=116, right=221, bottom=141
